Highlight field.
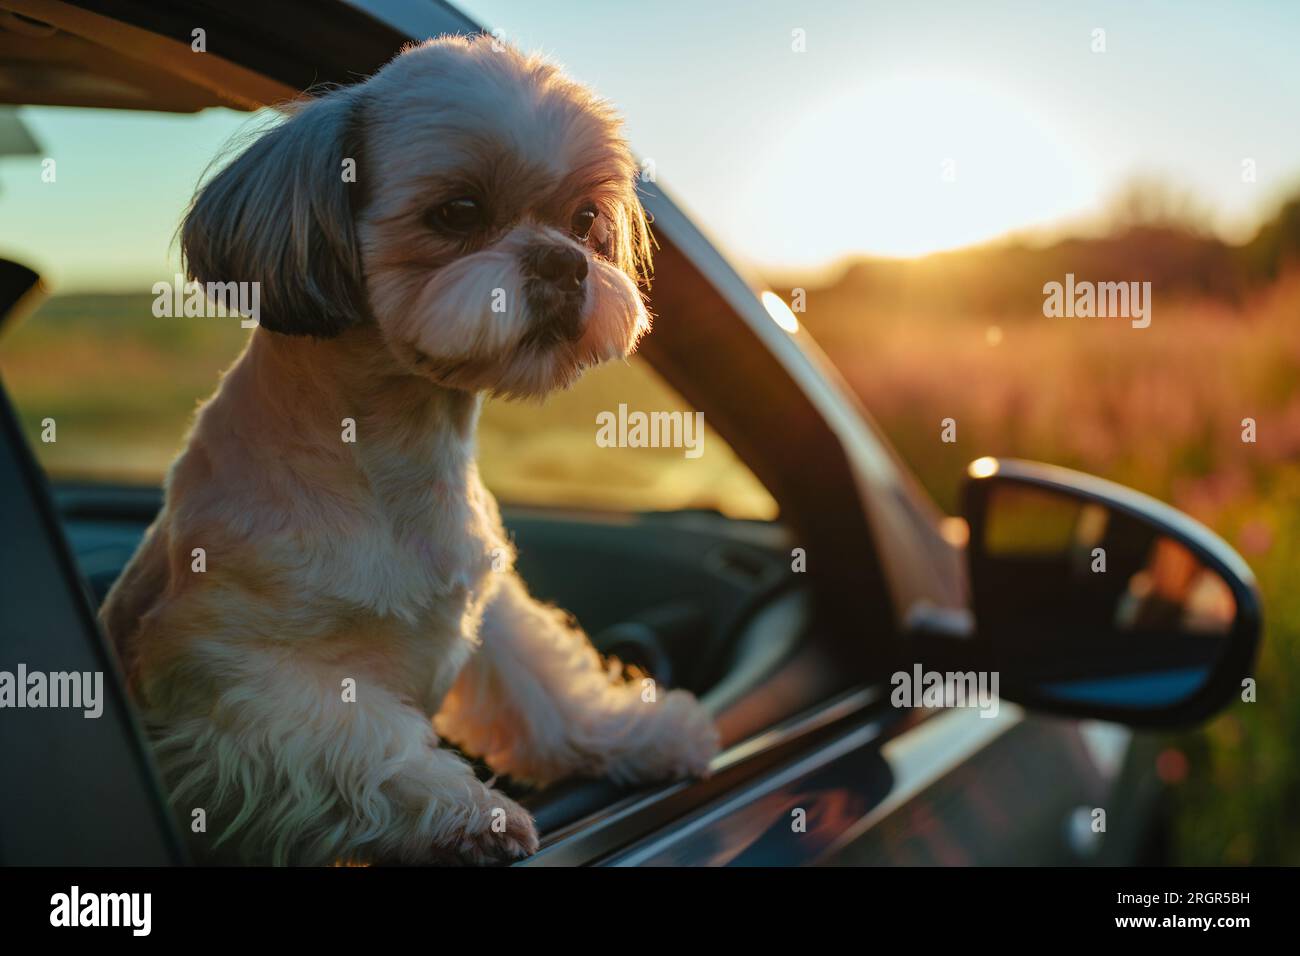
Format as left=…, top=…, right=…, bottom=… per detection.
left=0, top=292, right=775, bottom=519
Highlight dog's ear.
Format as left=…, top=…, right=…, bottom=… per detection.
left=182, top=87, right=369, bottom=337
left=606, top=179, right=655, bottom=290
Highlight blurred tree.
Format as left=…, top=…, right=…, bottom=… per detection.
left=1101, top=174, right=1215, bottom=237
left=1242, top=196, right=1300, bottom=283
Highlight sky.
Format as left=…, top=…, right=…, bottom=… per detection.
left=460, top=0, right=1300, bottom=272
left=1, top=0, right=1298, bottom=291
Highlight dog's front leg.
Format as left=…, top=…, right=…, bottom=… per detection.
left=152, top=663, right=537, bottom=865
left=435, top=573, right=719, bottom=788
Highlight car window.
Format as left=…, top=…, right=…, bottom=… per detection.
left=0, top=104, right=776, bottom=520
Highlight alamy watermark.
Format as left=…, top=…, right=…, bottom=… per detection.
left=1042, top=273, right=1151, bottom=328
left=891, top=665, right=1000, bottom=718
left=50, top=886, right=151, bottom=936
left=596, top=403, right=705, bottom=459
left=152, top=273, right=260, bottom=328
left=0, top=664, right=103, bottom=718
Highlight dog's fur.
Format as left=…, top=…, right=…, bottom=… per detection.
left=100, top=36, right=718, bottom=866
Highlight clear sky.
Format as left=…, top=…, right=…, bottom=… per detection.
left=0, top=107, right=254, bottom=293
left=1, top=0, right=1297, bottom=291
left=461, top=0, right=1300, bottom=271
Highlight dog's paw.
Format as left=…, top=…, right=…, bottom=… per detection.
left=605, top=688, right=720, bottom=785
left=663, top=689, right=721, bottom=778
left=443, top=792, right=539, bottom=866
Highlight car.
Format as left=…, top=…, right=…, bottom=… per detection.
left=0, top=0, right=1259, bottom=867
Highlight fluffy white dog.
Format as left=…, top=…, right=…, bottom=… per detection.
left=101, top=36, right=719, bottom=866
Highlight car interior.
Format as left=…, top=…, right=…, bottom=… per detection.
left=0, top=376, right=181, bottom=865
left=53, top=479, right=843, bottom=831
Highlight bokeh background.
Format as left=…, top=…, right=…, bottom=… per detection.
left=1, top=1, right=1297, bottom=862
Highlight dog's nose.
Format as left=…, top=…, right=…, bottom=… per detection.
left=534, top=245, right=588, bottom=291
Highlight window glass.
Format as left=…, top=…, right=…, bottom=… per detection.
left=479, top=359, right=776, bottom=519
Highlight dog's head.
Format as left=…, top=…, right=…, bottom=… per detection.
left=182, top=36, right=652, bottom=399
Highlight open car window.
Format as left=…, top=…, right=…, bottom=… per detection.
left=0, top=102, right=769, bottom=522
left=0, top=102, right=776, bottom=521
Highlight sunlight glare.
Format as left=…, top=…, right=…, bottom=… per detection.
left=736, top=75, right=1097, bottom=264
left=761, top=291, right=800, bottom=333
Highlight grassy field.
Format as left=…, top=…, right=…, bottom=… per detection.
left=0, top=291, right=775, bottom=519
left=2, top=275, right=1296, bottom=863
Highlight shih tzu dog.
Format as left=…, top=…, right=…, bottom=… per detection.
left=101, top=35, right=718, bottom=865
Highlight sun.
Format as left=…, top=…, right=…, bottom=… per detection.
left=734, top=74, right=1100, bottom=264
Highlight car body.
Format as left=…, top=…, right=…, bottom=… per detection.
left=0, top=0, right=1255, bottom=866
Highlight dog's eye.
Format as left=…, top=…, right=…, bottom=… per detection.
left=429, top=197, right=485, bottom=234
left=570, top=203, right=598, bottom=241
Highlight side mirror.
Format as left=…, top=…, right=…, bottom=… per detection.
left=960, top=457, right=1260, bottom=727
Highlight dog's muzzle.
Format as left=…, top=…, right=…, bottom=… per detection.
left=523, top=243, right=589, bottom=345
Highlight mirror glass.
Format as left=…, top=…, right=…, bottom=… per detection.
left=974, top=484, right=1237, bottom=710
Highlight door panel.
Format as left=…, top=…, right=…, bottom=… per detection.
left=600, top=705, right=1150, bottom=866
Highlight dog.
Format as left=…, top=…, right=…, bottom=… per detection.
left=100, top=35, right=719, bottom=866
